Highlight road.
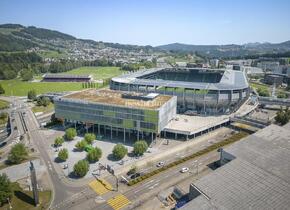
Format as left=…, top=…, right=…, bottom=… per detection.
left=64, top=150, right=220, bottom=210
left=0, top=96, right=226, bottom=210
left=2, top=97, right=87, bottom=208
left=22, top=104, right=87, bottom=207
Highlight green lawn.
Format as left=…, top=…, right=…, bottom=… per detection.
left=0, top=66, right=122, bottom=96
left=32, top=103, right=54, bottom=113
left=0, top=183, right=51, bottom=210
left=250, top=82, right=269, bottom=91
left=62, top=66, right=122, bottom=80
left=0, top=99, right=10, bottom=109
left=0, top=80, right=84, bottom=96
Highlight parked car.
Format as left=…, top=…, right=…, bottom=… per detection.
left=63, top=164, right=68, bottom=169
left=180, top=167, right=189, bottom=173
left=156, top=161, right=165, bottom=167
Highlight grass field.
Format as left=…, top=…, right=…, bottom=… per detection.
left=250, top=82, right=269, bottom=91
left=0, top=99, right=10, bottom=109
left=32, top=102, right=54, bottom=113
left=62, top=66, right=122, bottom=80
left=0, top=80, right=84, bottom=96
left=0, top=66, right=122, bottom=96
left=0, top=183, right=51, bottom=210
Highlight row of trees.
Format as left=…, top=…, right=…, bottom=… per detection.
left=54, top=127, right=149, bottom=177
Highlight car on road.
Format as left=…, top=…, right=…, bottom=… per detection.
left=180, top=167, right=189, bottom=173
left=63, top=164, right=68, bottom=169
left=156, top=161, right=165, bottom=167
left=129, top=173, right=141, bottom=179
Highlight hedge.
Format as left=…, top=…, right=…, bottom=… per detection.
left=128, top=132, right=248, bottom=186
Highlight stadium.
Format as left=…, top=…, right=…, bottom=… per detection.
left=110, top=68, right=250, bottom=115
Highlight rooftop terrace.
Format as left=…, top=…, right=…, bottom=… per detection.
left=62, top=89, right=172, bottom=110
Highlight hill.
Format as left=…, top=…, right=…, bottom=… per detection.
left=156, top=41, right=290, bottom=58
left=0, top=23, right=155, bottom=52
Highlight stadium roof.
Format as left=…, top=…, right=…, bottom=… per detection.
left=60, top=89, right=173, bottom=110
left=112, top=68, right=249, bottom=91
left=180, top=123, right=290, bottom=210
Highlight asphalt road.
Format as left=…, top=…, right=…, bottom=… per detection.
left=67, top=150, right=219, bottom=210
left=23, top=106, right=87, bottom=207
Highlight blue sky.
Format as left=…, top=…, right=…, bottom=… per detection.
left=0, top=0, right=290, bottom=46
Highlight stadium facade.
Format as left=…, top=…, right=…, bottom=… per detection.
left=55, top=89, right=176, bottom=141
left=110, top=68, right=250, bottom=114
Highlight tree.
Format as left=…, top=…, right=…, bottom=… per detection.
left=275, top=107, right=290, bottom=125
left=277, top=92, right=287, bottom=99
left=0, top=173, right=13, bottom=206
left=65, top=128, right=77, bottom=141
left=0, top=84, right=5, bottom=94
left=73, top=160, right=89, bottom=177
left=20, top=68, right=33, bottom=81
left=75, top=140, right=87, bottom=151
left=84, top=133, right=95, bottom=144
left=58, top=148, right=68, bottom=161
left=86, top=147, right=102, bottom=163
left=257, top=88, right=270, bottom=97
left=8, top=143, right=28, bottom=164
left=54, top=137, right=64, bottom=147
left=37, top=96, right=50, bottom=107
left=112, top=143, right=128, bottom=160
left=133, top=140, right=148, bottom=156
left=27, top=89, right=37, bottom=100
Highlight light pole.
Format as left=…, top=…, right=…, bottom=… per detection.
left=7, top=197, right=12, bottom=209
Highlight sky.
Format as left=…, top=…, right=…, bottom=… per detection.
left=0, top=0, right=290, bottom=46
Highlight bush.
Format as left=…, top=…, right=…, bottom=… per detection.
left=75, top=140, right=87, bottom=151
left=54, top=137, right=64, bottom=147
left=133, top=140, right=148, bottom=156
left=27, top=89, right=37, bottom=101
left=73, top=160, right=89, bottom=177
left=8, top=143, right=28, bottom=164
left=0, top=84, right=5, bottom=94
left=257, top=88, right=270, bottom=97
left=65, top=128, right=77, bottom=141
left=37, top=96, right=50, bottom=107
left=112, top=143, right=128, bottom=160
left=275, top=107, right=290, bottom=125
left=86, top=147, right=102, bottom=163
left=0, top=173, right=12, bottom=205
left=58, top=148, right=68, bottom=161
left=84, top=133, right=95, bottom=144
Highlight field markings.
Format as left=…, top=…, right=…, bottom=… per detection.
left=107, top=194, right=131, bottom=210
left=89, top=179, right=113, bottom=195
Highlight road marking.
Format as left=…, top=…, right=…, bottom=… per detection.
left=89, top=179, right=112, bottom=195
left=148, top=183, right=159, bottom=189
left=107, top=194, right=131, bottom=210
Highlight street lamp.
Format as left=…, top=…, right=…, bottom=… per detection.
left=7, top=198, right=12, bottom=209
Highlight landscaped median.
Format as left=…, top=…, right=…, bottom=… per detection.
left=128, top=131, right=248, bottom=186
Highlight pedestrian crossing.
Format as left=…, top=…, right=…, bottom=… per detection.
left=107, top=194, right=131, bottom=210
left=89, top=179, right=113, bottom=195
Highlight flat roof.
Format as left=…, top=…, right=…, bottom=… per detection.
left=180, top=123, right=290, bottom=210
left=164, top=114, right=229, bottom=135
left=61, top=89, right=173, bottom=110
